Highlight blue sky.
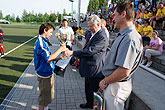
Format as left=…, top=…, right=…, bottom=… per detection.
left=0, top=0, right=89, bottom=17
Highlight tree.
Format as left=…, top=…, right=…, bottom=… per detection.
left=10, top=14, right=16, bottom=22
left=49, top=13, right=56, bottom=22
left=0, top=10, right=3, bottom=19
left=5, top=14, right=11, bottom=21
left=57, top=13, right=63, bottom=22
left=38, top=13, right=43, bottom=22
left=63, top=9, right=67, bottom=16
left=22, top=9, right=28, bottom=22
left=43, top=13, right=50, bottom=22
left=87, top=0, right=109, bottom=13
left=16, top=16, right=21, bottom=22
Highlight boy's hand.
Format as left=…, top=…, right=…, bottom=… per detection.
left=60, top=45, right=66, bottom=52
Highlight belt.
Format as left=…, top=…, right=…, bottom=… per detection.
left=119, top=78, right=131, bottom=82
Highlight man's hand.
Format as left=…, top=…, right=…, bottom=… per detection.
left=64, top=49, right=73, bottom=56
left=99, top=79, right=108, bottom=90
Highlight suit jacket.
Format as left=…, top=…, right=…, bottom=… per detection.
left=73, top=29, right=109, bottom=78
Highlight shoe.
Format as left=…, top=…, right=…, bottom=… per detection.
left=145, top=61, right=152, bottom=67
left=141, top=59, right=147, bottom=65
left=80, top=103, right=93, bottom=109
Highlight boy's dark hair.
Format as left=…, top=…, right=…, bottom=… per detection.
left=39, top=23, right=55, bottom=35
left=115, top=1, right=135, bottom=21
left=62, top=19, right=68, bottom=22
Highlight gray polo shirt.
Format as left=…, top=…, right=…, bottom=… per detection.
left=102, top=25, right=143, bottom=76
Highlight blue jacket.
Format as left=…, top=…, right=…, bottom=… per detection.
left=73, top=29, right=109, bottom=78
left=34, top=35, right=55, bottom=77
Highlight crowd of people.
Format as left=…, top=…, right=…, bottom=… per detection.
left=80, top=0, right=164, bottom=67
left=82, top=0, right=165, bottom=32
left=33, top=1, right=156, bottom=110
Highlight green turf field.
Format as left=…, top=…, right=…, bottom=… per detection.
left=0, top=23, right=39, bottom=104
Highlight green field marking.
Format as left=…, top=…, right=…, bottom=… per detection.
left=0, top=24, right=38, bottom=104
left=0, top=24, right=39, bottom=52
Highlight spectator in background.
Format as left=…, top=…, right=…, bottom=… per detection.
left=72, top=23, right=78, bottom=36
left=138, top=2, right=145, bottom=10
left=77, top=27, right=83, bottom=41
left=57, top=19, right=74, bottom=46
left=135, top=21, right=143, bottom=35
left=135, top=9, right=142, bottom=21
left=141, top=9, right=152, bottom=24
left=101, top=19, right=109, bottom=40
left=0, top=27, right=5, bottom=55
left=149, top=7, right=157, bottom=26
left=141, top=30, right=163, bottom=67
left=98, top=8, right=101, bottom=15
left=34, top=23, right=66, bottom=110
left=142, top=20, right=153, bottom=46
left=145, top=1, right=152, bottom=11
left=153, top=2, right=165, bottom=30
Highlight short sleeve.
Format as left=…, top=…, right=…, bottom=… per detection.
left=156, top=10, right=160, bottom=16
left=148, top=26, right=153, bottom=31
left=56, top=28, right=61, bottom=36
left=115, top=38, right=137, bottom=69
left=69, top=27, right=74, bottom=35
left=156, top=38, right=162, bottom=45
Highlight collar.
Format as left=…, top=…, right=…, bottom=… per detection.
left=39, top=35, right=49, bottom=43
left=118, top=25, right=135, bottom=37
left=61, top=26, right=68, bottom=29
left=90, top=28, right=101, bottom=40
left=91, top=27, right=101, bottom=36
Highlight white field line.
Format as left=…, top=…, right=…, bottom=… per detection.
left=0, top=36, right=37, bottom=58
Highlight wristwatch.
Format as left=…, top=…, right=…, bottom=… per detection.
left=102, top=79, right=108, bottom=85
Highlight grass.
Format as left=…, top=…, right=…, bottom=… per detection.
left=0, top=23, right=39, bottom=104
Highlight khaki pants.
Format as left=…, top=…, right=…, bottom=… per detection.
left=38, top=75, right=54, bottom=106
left=104, top=79, right=132, bottom=110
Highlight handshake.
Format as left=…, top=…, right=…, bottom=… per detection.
left=59, top=45, right=73, bottom=57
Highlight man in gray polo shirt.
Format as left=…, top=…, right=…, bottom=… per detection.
left=99, top=1, right=143, bottom=110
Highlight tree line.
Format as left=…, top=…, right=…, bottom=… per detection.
left=87, top=0, right=126, bottom=13
left=0, top=9, right=70, bottom=23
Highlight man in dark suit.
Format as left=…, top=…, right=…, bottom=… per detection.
left=65, top=15, right=109, bottom=109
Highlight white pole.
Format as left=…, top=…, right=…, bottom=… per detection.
left=77, top=0, right=81, bottom=27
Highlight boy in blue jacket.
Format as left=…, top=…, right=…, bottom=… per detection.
left=34, top=23, right=66, bottom=110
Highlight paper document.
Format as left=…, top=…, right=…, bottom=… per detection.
left=55, top=56, right=72, bottom=69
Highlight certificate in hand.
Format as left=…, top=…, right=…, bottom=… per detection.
left=55, top=56, right=72, bottom=69
left=54, top=56, right=72, bottom=77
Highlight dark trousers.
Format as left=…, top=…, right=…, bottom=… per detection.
left=152, top=0, right=156, bottom=8
left=142, top=36, right=151, bottom=46
left=85, top=77, right=104, bottom=106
